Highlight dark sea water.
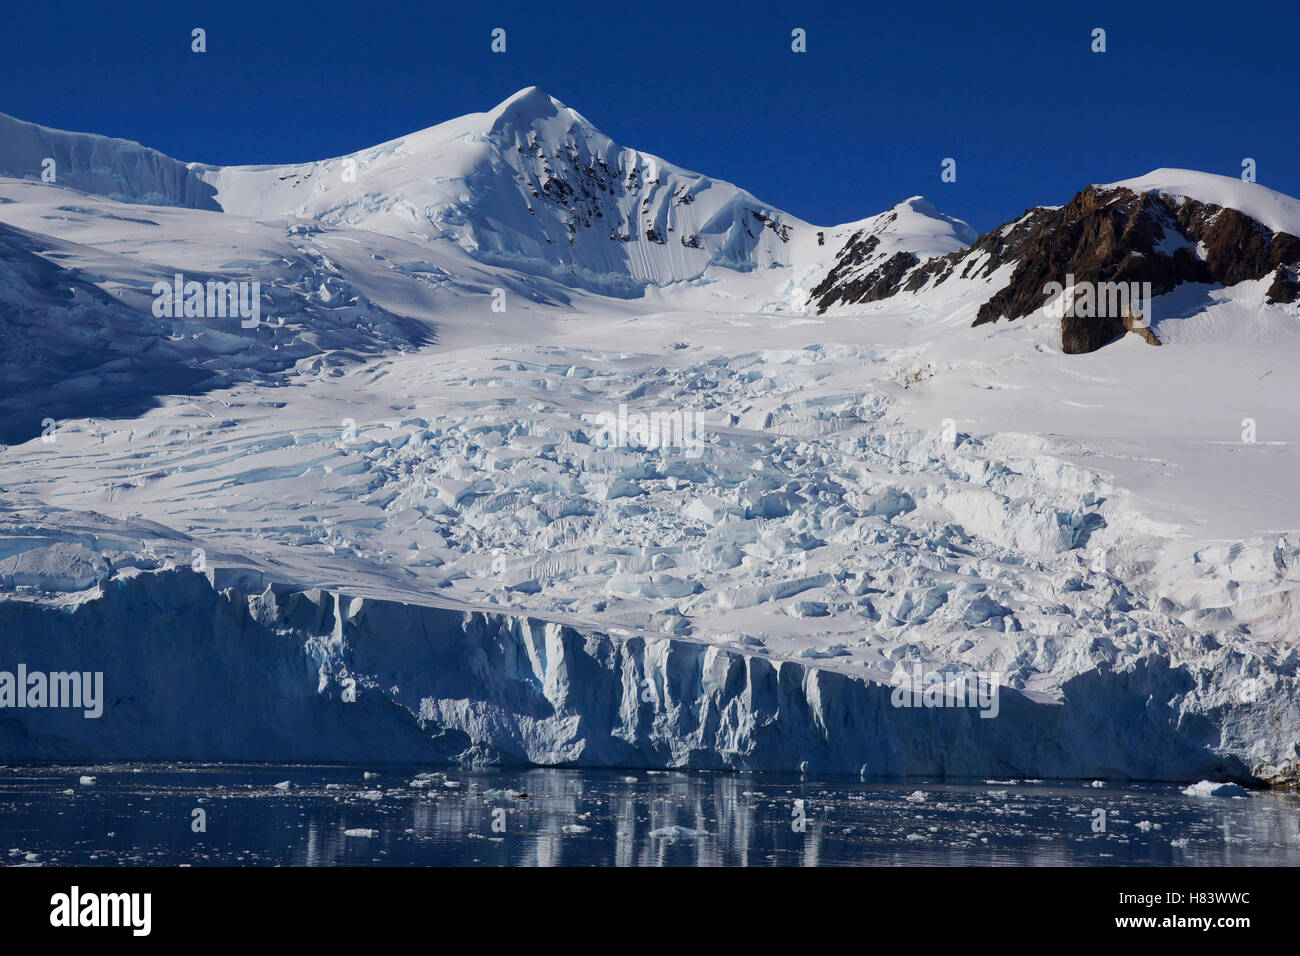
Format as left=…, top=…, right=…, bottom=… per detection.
left=1, top=765, right=1297, bottom=866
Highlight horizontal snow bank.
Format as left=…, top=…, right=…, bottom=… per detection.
left=0, top=568, right=1293, bottom=784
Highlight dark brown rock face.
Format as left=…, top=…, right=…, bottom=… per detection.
left=809, top=209, right=919, bottom=311
left=815, top=184, right=1300, bottom=354
left=1265, top=264, right=1300, bottom=303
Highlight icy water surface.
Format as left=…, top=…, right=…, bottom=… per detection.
left=1, top=765, right=1297, bottom=866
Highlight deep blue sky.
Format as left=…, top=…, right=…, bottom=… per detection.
left=2, top=0, right=1295, bottom=232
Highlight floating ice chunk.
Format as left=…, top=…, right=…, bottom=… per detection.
left=1181, top=780, right=1249, bottom=798
left=480, top=788, right=525, bottom=800
left=363, top=771, right=379, bottom=780
left=359, top=790, right=383, bottom=800
left=562, top=824, right=591, bottom=834
left=78, top=776, right=96, bottom=786
left=273, top=780, right=291, bottom=790
left=905, top=790, right=927, bottom=803
left=650, top=825, right=706, bottom=839
left=343, top=828, right=376, bottom=838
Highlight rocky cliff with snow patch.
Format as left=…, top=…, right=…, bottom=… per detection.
left=813, top=169, right=1300, bottom=354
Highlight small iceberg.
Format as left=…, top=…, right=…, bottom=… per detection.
left=1181, top=780, right=1249, bottom=798
left=650, top=825, right=707, bottom=839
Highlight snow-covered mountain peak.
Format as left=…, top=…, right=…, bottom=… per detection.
left=876, top=196, right=978, bottom=255
left=189, top=87, right=825, bottom=294
left=1103, top=167, right=1300, bottom=237
left=806, top=195, right=976, bottom=312
left=485, top=85, right=583, bottom=136
left=0, top=92, right=980, bottom=304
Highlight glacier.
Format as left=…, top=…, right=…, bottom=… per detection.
left=0, top=563, right=1294, bottom=785
left=1, top=90, right=1299, bottom=788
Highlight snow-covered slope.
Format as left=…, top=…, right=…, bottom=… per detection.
left=0, top=180, right=454, bottom=444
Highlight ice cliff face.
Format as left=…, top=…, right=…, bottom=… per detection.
left=0, top=111, right=219, bottom=210
left=0, top=567, right=1294, bottom=785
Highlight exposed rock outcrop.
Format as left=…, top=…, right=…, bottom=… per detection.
left=815, top=180, right=1300, bottom=354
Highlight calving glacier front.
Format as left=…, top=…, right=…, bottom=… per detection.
left=1, top=87, right=1299, bottom=791
left=0, top=566, right=1294, bottom=785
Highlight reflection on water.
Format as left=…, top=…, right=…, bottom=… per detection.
left=1, top=765, right=1297, bottom=866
